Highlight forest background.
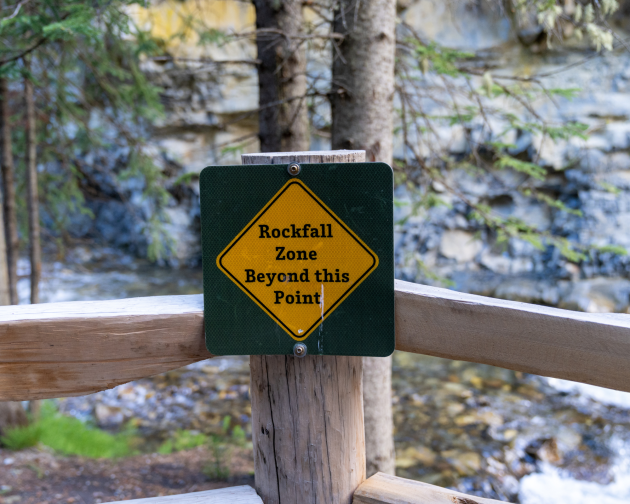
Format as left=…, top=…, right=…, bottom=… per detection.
left=3, top=0, right=630, bottom=299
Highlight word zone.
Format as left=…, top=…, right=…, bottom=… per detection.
left=246, top=225, right=351, bottom=305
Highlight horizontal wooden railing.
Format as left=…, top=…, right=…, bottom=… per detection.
left=395, top=281, right=630, bottom=392
left=0, top=295, right=210, bottom=400
left=1, top=279, right=629, bottom=400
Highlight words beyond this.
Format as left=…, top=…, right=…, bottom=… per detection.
left=245, top=224, right=350, bottom=305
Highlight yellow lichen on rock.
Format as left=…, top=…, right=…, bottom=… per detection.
left=130, top=0, right=255, bottom=58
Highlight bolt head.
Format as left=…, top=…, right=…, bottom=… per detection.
left=293, top=343, right=307, bottom=357
left=287, top=163, right=301, bottom=176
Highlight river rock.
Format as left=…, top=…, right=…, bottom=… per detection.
left=455, top=410, right=503, bottom=428
left=94, top=404, right=124, bottom=428
left=439, top=230, right=483, bottom=262
left=480, top=251, right=513, bottom=275
left=442, top=450, right=482, bottom=476
left=556, top=426, right=582, bottom=454
left=395, top=446, right=437, bottom=468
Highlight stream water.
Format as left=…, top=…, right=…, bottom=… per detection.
left=24, top=246, right=630, bottom=504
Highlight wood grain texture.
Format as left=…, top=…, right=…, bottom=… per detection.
left=0, top=295, right=210, bottom=400
left=119, top=486, right=262, bottom=503
left=250, top=355, right=365, bottom=504
left=353, top=473, right=506, bottom=504
left=395, top=280, right=630, bottom=392
left=242, top=150, right=365, bottom=165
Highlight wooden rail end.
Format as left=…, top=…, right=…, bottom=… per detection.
left=353, top=473, right=508, bottom=504
left=0, top=294, right=210, bottom=400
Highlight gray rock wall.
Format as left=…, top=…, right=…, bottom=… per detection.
left=394, top=24, right=630, bottom=312
left=71, top=1, right=630, bottom=312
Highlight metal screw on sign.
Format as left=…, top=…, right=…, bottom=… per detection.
left=293, top=343, right=307, bottom=358
left=287, top=163, right=301, bottom=176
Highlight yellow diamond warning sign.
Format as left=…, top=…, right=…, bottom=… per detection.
left=217, top=179, right=379, bottom=341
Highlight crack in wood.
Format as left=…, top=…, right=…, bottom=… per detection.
left=264, top=356, right=281, bottom=503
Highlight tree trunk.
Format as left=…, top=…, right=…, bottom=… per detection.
left=1, top=78, right=19, bottom=305
left=253, top=0, right=309, bottom=152
left=331, top=0, right=397, bottom=477
left=0, top=80, right=12, bottom=307
left=0, top=77, right=28, bottom=437
left=24, top=56, right=41, bottom=305
left=0, top=402, right=28, bottom=438
left=362, top=356, right=395, bottom=476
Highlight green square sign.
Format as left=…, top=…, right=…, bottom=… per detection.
left=200, top=162, right=394, bottom=356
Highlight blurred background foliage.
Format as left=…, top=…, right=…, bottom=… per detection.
left=1, top=0, right=627, bottom=269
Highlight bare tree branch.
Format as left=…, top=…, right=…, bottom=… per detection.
left=150, top=55, right=261, bottom=66
left=2, top=0, right=29, bottom=21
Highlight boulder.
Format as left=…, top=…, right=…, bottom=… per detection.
left=439, top=230, right=483, bottom=263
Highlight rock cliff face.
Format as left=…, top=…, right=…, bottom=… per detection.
left=77, top=0, right=630, bottom=311
left=392, top=3, right=630, bottom=312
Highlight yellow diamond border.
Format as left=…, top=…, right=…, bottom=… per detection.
left=216, top=178, right=379, bottom=341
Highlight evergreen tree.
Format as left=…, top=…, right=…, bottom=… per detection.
left=0, top=0, right=173, bottom=432
left=0, top=0, right=172, bottom=263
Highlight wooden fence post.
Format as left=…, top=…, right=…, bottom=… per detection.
left=244, top=150, right=366, bottom=504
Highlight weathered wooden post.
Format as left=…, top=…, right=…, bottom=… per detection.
left=243, top=150, right=366, bottom=504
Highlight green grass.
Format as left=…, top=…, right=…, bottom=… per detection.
left=1, top=401, right=136, bottom=458
left=157, top=417, right=250, bottom=481
left=1, top=422, right=41, bottom=450
left=1, top=404, right=251, bottom=475
left=158, top=429, right=207, bottom=454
